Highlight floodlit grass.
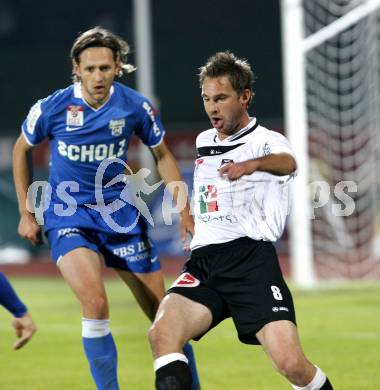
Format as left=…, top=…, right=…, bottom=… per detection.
left=0, top=278, right=379, bottom=389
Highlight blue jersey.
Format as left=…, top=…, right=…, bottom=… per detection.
left=22, top=82, right=164, bottom=233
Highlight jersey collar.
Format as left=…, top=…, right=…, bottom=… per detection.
left=214, top=117, right=257, bottom=143
left=73, top=82, right=115, bottom=111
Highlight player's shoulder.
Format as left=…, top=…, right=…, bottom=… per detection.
left=248, top=123, right=294, bottom=158
left=196, top=128, right=217, bottom=147
left=250, top=123, right=289, bottom=143
left=113, top=82, right=157, bottom=115
left=113, top=82, right=146, bottom=103
left=31, top=85, right=73, bottom=115
left=25, top=85, right=73, bottom=128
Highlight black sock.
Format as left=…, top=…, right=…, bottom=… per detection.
left=320, top=377, right=333, bottom=389
left=155, top=360, right=192, bottom=390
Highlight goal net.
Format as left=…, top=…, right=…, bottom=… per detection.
left=282, top=0, right=380, bottom=284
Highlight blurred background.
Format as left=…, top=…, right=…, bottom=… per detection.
left=1, top=0, right=380, bottom=283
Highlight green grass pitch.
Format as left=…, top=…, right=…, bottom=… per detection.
left=0, top=278, right=379, bottom=389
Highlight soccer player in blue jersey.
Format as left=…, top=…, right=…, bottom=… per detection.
left=12, top=27, right=200, bottom=389
left=0, top=272, right=37, bottom=349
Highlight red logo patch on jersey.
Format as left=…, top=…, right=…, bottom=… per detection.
left=66, top=105, right=84, bottom=127
left=171, top=272, right=200, bottom=288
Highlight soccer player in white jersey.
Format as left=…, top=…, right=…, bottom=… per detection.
left=149, top=52, right=334, bottom=390
left=12, top=27, right=200, bottom=389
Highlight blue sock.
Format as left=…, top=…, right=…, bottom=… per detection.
left=82, top=318, right=119, bottom=390
left=183, top=342, right=200, bottom=389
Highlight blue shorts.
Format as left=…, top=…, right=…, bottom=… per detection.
left=46, top=228, right=161, bottom=274
left=44, top=201, right=160, bottom=273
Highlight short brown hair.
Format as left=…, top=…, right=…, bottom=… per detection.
left=199, top=51, right=255, bottom=100
left=70, top=26, right=135, bottom=82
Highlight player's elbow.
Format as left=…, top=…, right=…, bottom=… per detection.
left=13, top=135, right=23, bottom=156
left=13, top=134, right=32, bottom=159
left=276, top=153, right=297, bottom=175
left=287, top=155, right=297, bottom=174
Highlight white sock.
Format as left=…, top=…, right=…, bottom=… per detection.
left=154, top=353, right=188, bottom=371
left=292, top=366, right=326, bottom=390
left=82, top=318, right=110, bottom=338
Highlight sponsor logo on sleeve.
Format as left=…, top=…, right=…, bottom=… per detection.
left=26, top=101, right=42, bottom=134
left=142, top=101, right=161, bottom=137
left=263, top=142, right=271, bottom=156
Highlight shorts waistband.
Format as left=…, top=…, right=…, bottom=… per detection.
left=191, top=237, right=261, bottom=256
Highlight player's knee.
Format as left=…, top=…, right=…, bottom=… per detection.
left=83, top=294, right=108, bottom=318
left=148, top=322, right=163, bottom=347
left=274, top=353, right=306, bottom=381
left=148, top=322, right=176, bottom=354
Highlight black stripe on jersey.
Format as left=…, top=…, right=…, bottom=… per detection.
left=228, top=121, right=259, bottom=142
left=197, top=143, right=245, bottom=157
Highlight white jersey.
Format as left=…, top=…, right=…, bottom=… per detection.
left=190, top=118, right=296, bottom=250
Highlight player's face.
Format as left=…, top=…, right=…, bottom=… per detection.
left=201, top=76, right=251, bottom=139
left=74, top=47, right=120, bottom=109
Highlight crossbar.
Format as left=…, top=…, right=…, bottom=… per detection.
left=303, top=0, right=380, bottom=52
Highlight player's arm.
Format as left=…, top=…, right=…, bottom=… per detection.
left=12, top=135, right=42, bottom=245
left=219, top=153, right=297, bottom=180
left=151, top=141, right=194, bottom=242
left=0, top=272, right=37, bottom=350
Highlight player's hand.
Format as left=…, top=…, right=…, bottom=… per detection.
left=219, top=161, right=249, bottom=180
left=180, top=212, right=194, bottom=251
left=12, top=312, right=37, bottom=350
left=18, top=212, right=42, bottom=246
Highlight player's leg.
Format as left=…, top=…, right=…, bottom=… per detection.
left=116, top=268, right=201, bottom=389
left=104, top=228, right=201, bottom=389
left=116, top=268, right=164, bottom=321
left=214, top=239, right=333, bottom=389
left=149, top=292, right=212, bottom=390
left=58, top=247, right=119, bottom=390
left=256, top=320, right=333, bottom=389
